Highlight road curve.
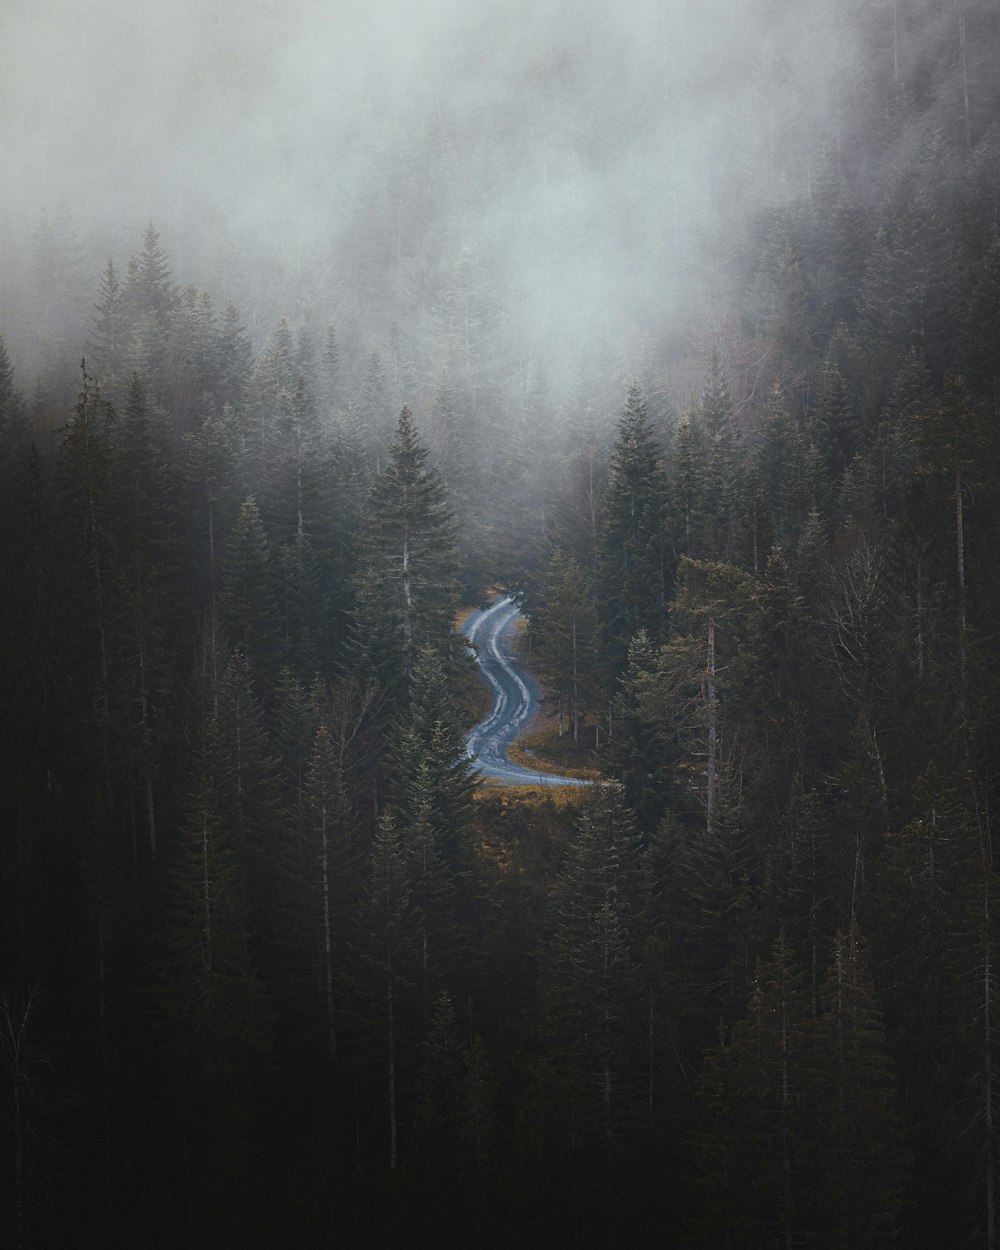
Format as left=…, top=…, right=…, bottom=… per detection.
left=462, top=596, right=593, bottom=787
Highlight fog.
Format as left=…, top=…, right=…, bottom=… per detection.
left=1, top=0, right=880, bottom=401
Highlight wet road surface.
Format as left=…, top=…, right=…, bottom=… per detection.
left=462, top=596, right=593, bottom=787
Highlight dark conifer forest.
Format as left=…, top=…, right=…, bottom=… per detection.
left=3, top=0, right=1000, bottom=1245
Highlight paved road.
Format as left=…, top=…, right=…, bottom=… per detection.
left=462, top=596, right=593, bottom=787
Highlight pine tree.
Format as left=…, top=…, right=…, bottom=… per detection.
left=0, top=337, right=27, bottom=446
left=212, top=653, right=281, bottom=919
left=88, top=259, right=129, bottom=395
left=122, top=222, right=176, bottom=403
left=772, top=779, right=841, bottom=1013
left=320, top=323, right=341, bottom=412
left=219, top=496, right=281, bottom=688
left=217, top=302, right=254, bottom=417
left=755, top=382, right=814, bottom=553
left=246, top=317, right=295, bottom=465
left=806, top=918, right=909, bottom=1247
left=351, top=812, right=422, bottom=1172
left=534, top=547, right=601, bottom=743
left=389, top=645, right=477, bottom=865
left=670, top=557, right=757, bottom=839
left=609, top=628, right=675, bottom=827
left=670, top=763, right=759, bottom=1025
left=151, top=772, right=272, bottom=1242
left=911, top=371, right=993, bottom=693
left=666, top=415, right=704, bottom=562
left=544, top=783, right=648, bottom=1173
left=358, top=407, right=460, bottom=688
left=54, top=367, right=122, bottom=726
left=126, top=221, right=175, bottom=326
left=118, top=372, right=177, bottom=564
left=29, top=202, right=89, bottom=399
left=597, top=381, right=670, bottom=674
left=271, top=666, right=321, bottom=806
left=182, top=408, right=242, bottom=646
left=813, top=356, right=860, bottom=501
left=689, top=935, right=811, bottom=1248
left=278, top=724, right=358, bottom=1066
left=357, top=347, right=392, bottom=471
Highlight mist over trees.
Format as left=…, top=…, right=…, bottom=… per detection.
left=3, top=0, right=1000, bottom=1246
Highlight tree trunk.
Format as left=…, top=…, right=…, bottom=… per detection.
left=960, top=5, right=971, bottom=150
left=956, top=466, right=967, bottom=690
left=321, top=800, right=337, bottom=1061
left=202, top=815, right=213, bottom=972
left=387, top=974, right=397, bottom=1171
left=706, top=616, right=718, bottom=838
left=89, top=496, right=110, bottom=721
left=572, top=616, right=579, bottom=744
left=401, top=511, right=412, bottom=649
left=138, top=628, right=156, bottom=860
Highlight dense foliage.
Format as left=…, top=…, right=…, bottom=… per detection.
left=3, top=3, right=1000, bottom=1246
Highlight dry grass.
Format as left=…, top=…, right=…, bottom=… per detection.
left=507, top=734, right=601, bottom=780
left=473, top=779, right=592, bottom=808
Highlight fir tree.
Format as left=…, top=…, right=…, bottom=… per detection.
left=544, top=783, right=649, bottom=1171
left=151, top=772, right=272, bottom=1242
left=357, top=407, right=460, bottom=690
left=389, top=645, right=477, bottom=865
left=806, top=918, right=909, bottom=1246
left=351, top=812, right=422, bottom=1172
left=88, top=259, right=128, bottom=395
left=278, top=723, right=357, bottom=1066
left=219, top=496, right=281, bottom=688
left=689, top=935, right=811, bottom=1248
left=534, top=547, right=601, bottom=743
left=597, top=381, right=670, bottom=674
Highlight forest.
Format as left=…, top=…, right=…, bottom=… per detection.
left=3, top=0, right=1000, bottom=1246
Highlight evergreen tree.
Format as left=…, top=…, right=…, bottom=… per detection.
left=88, top=258, right=128, bottom=395
left=182, top=408, right=242, bottom=640
left=389, top=645, right=477, bottom=865
left=609, top=628, right=674, bottom=827
left=151, top=772, right=272, bottom=1243
left=357, top=348, right=392, bottom=471
left=320, top=323, right=341, bottom=412
left=0, top=337, right=28, bottom=446
left=666, top=416, right=704, bottom=562
left=351, top=812, right=422, bottom=1172
left=278, top=723, right=357, bottom=1068
left=126, top=221, right=175, bottom=325
left=217, top=302, right=254, bottom=417
left=53, top=367, right=122, bottom=726
left=122, top=222, right=176, bottom=402
left=534, top=547, right=602, bottom=742
left=597, top=381, right=670, bottom=675
left=544, top=783, right=648, bottom=1176
left=212, top=652, right=281, bottom=931
left=689, top=935, right=811, bottom=1248
left=357, top=407, right=460, bottom=692
left=755, top=382, right=814, bottom=553
left=806, top=918, right=909, bottom=1247
left=219, top=496, right=281, bottom=688
left=813, top=356, right=859, bottom=505
left=772, top=779, right=841, bottom=1012
left=275, top=529, right=325, bottom=679
left=910, top=370, right=993, bottom=693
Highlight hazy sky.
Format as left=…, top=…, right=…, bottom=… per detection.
left=1, top=0, right=865, bottom=380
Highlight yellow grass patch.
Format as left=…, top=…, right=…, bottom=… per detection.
left=472, top=777, right=591, bottom=807
left=508, top=729, right=602, bottom=780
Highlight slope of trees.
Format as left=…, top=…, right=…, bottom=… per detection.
left=3, top=3, right=1000, bottom=1243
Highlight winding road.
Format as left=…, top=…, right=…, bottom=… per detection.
left=462, top=596, right=593, bottom=787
